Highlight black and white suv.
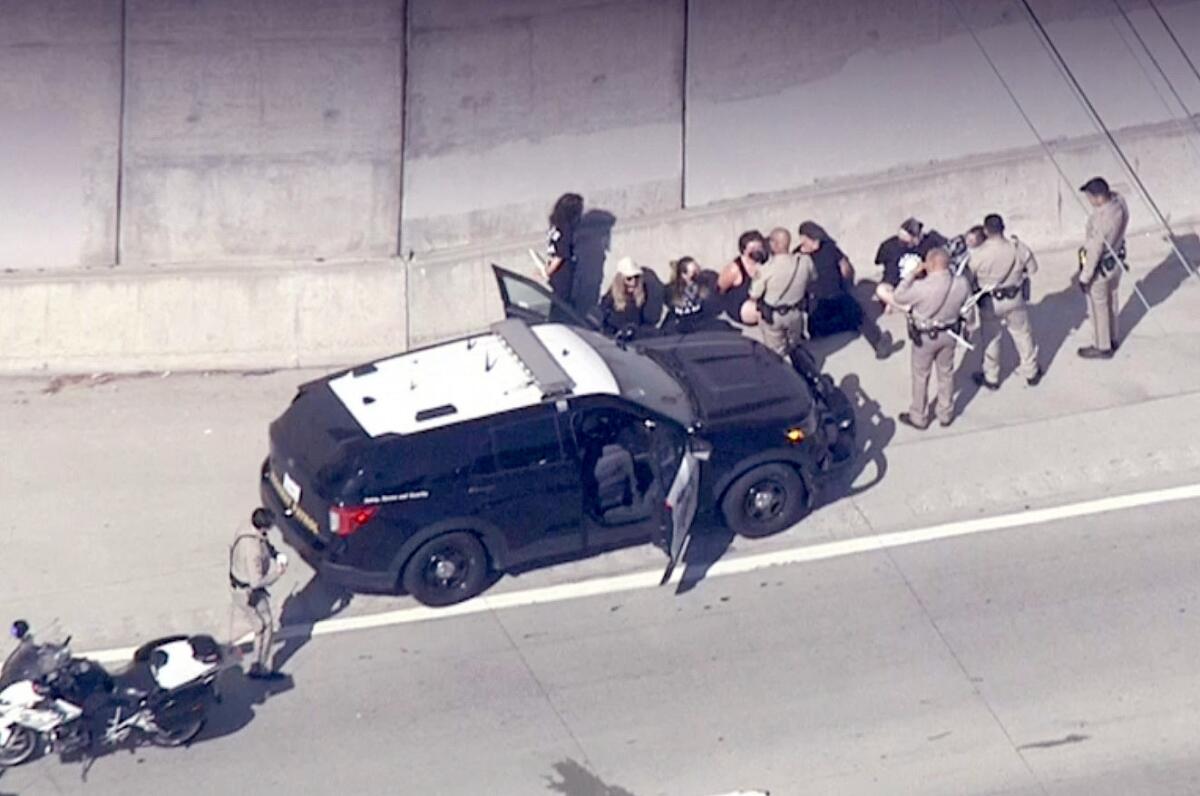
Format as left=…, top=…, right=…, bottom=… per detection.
left=258, top=266, right=856, bottom=606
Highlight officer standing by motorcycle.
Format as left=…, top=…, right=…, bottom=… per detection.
left=230, top=508, right=287, bottom=680
left=970, top=213, right=1042, bottom=389
left=1077, top=177, right=1130, bottom=359
left=883, top=247, right=972, bottom=430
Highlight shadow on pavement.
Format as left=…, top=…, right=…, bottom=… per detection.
left=572, top=209, right=617, bottom=317
left=830, top=373, right=894, bottom=498
left=545, top=758, right=637, bottom=796
left=272, top=572, right=353, bottom=673
left=1118, top=233, right=1200, bottom=340
left=1025, top=273, right=1089, bottom=376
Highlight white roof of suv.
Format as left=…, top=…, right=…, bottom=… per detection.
left=328, top=323, right=620, bottom=438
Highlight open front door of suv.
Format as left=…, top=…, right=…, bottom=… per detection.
left=491, top=264, right=600, bottom=331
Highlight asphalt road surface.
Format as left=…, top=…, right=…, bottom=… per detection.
left=4, top=497, right=1199, bottom=796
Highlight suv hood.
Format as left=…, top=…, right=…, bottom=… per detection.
left=637, top=333, right=814, bottom=426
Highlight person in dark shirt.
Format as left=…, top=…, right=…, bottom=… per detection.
left=545, top=192, right=584, bottom=309
left=797, top=220, right=900, bottom=360
left=599, top=256, right=659, bottom=338
left=662, top=256, right=726, bottom=334
left=875, top=217, right=947, bottom=286
left=717, top=230, right=767, bottom=326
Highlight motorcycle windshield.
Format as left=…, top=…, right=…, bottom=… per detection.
left=0, top=642, right=67, bottom=690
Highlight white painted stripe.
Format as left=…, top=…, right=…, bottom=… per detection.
left=84, top=482, right=1200, bottom=665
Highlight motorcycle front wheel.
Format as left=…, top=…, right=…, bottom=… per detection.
left=0, top=725, right=38, bottom=767
left=150, top=717, right=204, bottom=748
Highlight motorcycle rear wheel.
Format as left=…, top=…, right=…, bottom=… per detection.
left=0, top=725, right=38, bottom=767
left=150, top=717, right=204, bottom=748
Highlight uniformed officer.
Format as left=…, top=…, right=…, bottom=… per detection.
left=1078, top=177, right=1129, bottom=359
left=749, top=243, right=814, bottom=357
left=884, top=247, right=972, bottom=430
left=969, top=213, right=1042, bottom=389
left=229, top=507, right=288, bottom=680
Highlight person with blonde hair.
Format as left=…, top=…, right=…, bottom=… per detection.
left=599, top=257, right=659, bottom=338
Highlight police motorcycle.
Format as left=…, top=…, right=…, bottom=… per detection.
left=0, top=620, right=240, bottom=767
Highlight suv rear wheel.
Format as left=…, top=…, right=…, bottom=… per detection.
left=402, top=532, right=489, bottom=607
left=721, top=463, right=808, bottom=538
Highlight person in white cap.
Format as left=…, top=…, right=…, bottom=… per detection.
left=598, top=256, right=659, bottom=338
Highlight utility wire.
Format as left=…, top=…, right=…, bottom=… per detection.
left=1018, top=0, right=1199, bottom=282
left=1146, top=0, right=1200, bottom=89
left=1018, top=0, right=1200, bottom=281
left=1111, top=0, right=1200, bottom=156
left=945, top=0, right=1153, bottom=315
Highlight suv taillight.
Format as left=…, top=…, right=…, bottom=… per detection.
left=329, top=504, right=379, bottom=537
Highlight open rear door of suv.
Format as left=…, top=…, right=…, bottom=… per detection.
left=491, top=264, right=599, bottom=331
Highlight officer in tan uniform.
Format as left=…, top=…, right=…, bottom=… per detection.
left=969, top=214, right=1042, bottom=389
left=1078, top=177, right=1129, bottom=359
left=882, top=247, right=972, bottom=430
left=230, top=507, right=288, bottom=680
left=749, top=237, right=814, bottom=357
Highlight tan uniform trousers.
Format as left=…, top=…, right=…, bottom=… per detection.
left=910, top=331, right=957, bottom=425
left=980, top=298, right=1039, bottom=382
left=759, top=310, right=806, bottom=358
left=1086, top=269, right=1121, bottom=351
left=233, top=588, right=274, bottom=669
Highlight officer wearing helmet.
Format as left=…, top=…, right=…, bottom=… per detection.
left=229, top=508, right=288, bottom=680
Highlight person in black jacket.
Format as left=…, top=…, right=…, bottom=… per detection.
left=599, top=257, right=660, bottom=338
left=661, top=256, right=728, bottom=334
left=545, top=193, right=584, bottom=316
left=797, top=220, right=900, bottom=359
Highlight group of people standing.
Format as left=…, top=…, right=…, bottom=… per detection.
left=541, top=177, right=1130, bottom=429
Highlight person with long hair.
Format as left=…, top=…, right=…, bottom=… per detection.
left=717, top=230, right=767, bottom=326
left=599, top=257, right=658, bottom=338
left=545, top=192, right=584, bottom=306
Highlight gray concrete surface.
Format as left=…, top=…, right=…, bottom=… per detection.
left=401, top=0, right=686, bottom=251
left=685, top=0, right=1200, bottom=205
left=1, top=0, right=1199, bottom=367
left=1, top=240, right=1198, bottom=654
left=3, top=499, right=1200, bottom=795
left=3, top=125, right=1197, bottom=371
left=0, top=0, right=121, bottom=271
left=120, top=0, right=405, bottom=264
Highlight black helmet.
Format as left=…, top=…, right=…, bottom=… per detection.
left=10, top=620, right=29, bottom=640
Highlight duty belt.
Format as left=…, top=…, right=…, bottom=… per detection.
left=908, top=318, right=963, bottom=339
left=989, top=281, right=1026, bottom=301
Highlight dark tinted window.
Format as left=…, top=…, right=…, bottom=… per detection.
left=491, top=414, right=563, bottom=471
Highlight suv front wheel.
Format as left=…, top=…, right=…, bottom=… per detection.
left=402, top=532, right=489, bottom=607
left=721, top=463, right=808, bottom=538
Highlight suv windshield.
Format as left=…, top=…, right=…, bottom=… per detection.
left=577, top=330, right=696, bottom=428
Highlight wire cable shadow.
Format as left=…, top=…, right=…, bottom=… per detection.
left=829, top=373, right=895, bottom=499
left=271, top=573, right=353, bottom=673
left=1118, top=233, right=1200, bottom=339
left=1026, top=274, right=1090, bottom=375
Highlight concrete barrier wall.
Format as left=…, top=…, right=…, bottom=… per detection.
left=400, top=0, right=686, bottom=253
left=684, top=0, right=1200, bottom=205
left=120, top=0, right=405, bottom=264
left=0, top=0, right=122, bottom=270
left=0, top=0, right=1199, bottom=371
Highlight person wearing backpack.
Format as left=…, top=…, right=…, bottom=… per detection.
left=229, top=508, right=288, bottom=680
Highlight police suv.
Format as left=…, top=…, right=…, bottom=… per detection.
left=258, top=266, right=856, bottom=606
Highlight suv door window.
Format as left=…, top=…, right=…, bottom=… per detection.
left=491, top=414, right=562, bottom=471
left=467, top=409, right=583, bottom=565
left=491, top=265, right=596, bottom=330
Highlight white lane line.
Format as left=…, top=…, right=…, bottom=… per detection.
left=84, top=482, right=1200, bottom=664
